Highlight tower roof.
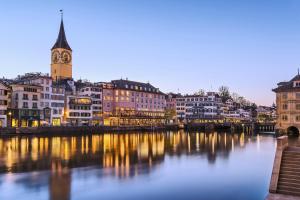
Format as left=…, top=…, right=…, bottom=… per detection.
left=51, top=19, right=72, bottom=51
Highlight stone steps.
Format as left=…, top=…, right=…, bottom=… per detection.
left=277, top=147, right=300, bottom=196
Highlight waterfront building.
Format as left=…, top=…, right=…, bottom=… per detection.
left=9, top=84, right=42, bottom=127
left=64, top=95, right=93, bottom=125
left=166, top=93, right=179, bottom=110
left=0, top=81, right=10, bottom=127
left=165, top=93, right=180, bottom=123
left=101, top=82, right=114, bottom=124
left=14, top=73, right=65, bottom=126
left=51, top=17, right=72, bottom=80
left=77, top=81, right=103, bottom=125
left=101, top=79, right=166, bottom=126
left=176, top=92, right=223, bottom=123
left=273, top=72, right=300, bottom=135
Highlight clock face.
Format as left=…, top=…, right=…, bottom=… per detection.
left=61, top=51, right=72, bottom=64
left=51, top=51, right=60, bottom=64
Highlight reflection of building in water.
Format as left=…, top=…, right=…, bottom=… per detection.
left=0, top=131, right=247, bottom=174
left=49, top=162, right=71, bottom=200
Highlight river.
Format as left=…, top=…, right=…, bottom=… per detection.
left=0, top=131, right=277, bottom=200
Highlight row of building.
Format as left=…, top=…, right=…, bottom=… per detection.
left=0, top=72, right=276, bottom=128
left=0, top=74, right=167, bottom=127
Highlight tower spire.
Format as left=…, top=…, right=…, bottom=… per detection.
left=51, top=10, right=72, bottom=51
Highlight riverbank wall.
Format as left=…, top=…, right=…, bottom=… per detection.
left=0, top=124, right=180, bottom=136
left=0, top=122, right=276, bottom=136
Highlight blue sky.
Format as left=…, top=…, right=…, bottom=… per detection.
left=1, top=0, right=300, bottom=105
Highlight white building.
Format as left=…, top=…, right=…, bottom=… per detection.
left=176, top=92, right=223, bottom=122
left=64, top=95, right=93, bottom=125
left=0, top=81, right=10, bottom=127
left=15, top=73, right=65, bottom=126
left=77, top=83, right=102, bottom=125
left=10, top=84, right=42, bottom=127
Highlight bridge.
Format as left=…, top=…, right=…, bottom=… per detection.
left=184, top=122, right=276, bottom=134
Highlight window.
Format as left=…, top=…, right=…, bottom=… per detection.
left=296, top=104, right=300, bottom=110
left=23, top=94, right=28, bottom=100
left=0, top=100, right=7, bottom=105
left=296, top=116, right=300, bottom=122
left=32, top=102, right=38, bottom=109
left=0, top=89, right=7, bottom=96
left=282, top=93, right=288, bottom=99
left=23, top=102, right=28, bottom=108
left=24, top=87, right=37, bottom=92
left=282, top=104, right=288, bottom=110
left=282, top=115, right=288, bottom=121
left=32, top=95, right=38, bottom=101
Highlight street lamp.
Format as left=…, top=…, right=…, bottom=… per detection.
left=8, top=111, right=12, bottom=127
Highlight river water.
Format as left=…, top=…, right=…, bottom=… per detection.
left=0, top=131, right=277, bottom=200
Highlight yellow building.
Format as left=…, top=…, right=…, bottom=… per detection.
left=273, top=72, right=300, bottom=136
left=51, top=18, right=72, bottom=80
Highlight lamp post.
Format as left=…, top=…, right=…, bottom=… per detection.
left=8, top=111, right=12, bottom=127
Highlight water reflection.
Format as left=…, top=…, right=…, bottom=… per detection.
left=0, top=131, right=249, bottom=175
left=0, top=131, right=274, bottom=200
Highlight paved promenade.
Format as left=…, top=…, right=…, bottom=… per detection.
left=266, top=193, right=300, bottom=200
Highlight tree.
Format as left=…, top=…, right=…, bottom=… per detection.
left=231, top=92, right=240, bottom=102
left=194, top=89, right=205, bottom=96
left=165, top=108, right=177, bottom=120
left=218, top=86, right=230, bottom=103
left=250, top=103, right=258, bottom=118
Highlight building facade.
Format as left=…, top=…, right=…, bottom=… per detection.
left=9, top=84, right=42, bottom=127
left=102, top=79, right=166, bottom=126
left=64, top=95, right=93, bottom=125
left=0, top=81, right=10, bottom=127
left=77, top=83, right=103, bottom=125
left=176, top=92, right=223, bottom=123
left=273, top=73, right=300, bottom=135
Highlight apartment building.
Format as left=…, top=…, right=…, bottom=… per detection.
left=176, top=92, right=223, bottom=123
left=101, top=79, right=166, bottom=126
left=15, top=73, right=65, bottom=126
left=77, top=82, right=103, bottom=125
left=0, top=81, right=10, bottom=127
left=64, top=95, right=93, bottom=125
left=9, top=84, right=42, bottom=127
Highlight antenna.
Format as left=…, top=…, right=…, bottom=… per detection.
left=298, top=68, right=299, bottom=76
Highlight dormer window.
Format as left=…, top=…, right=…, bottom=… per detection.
left=294, top=81, right=300, bottom=87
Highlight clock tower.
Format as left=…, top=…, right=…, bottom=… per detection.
left=51, top=17, right=72, bottom=80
